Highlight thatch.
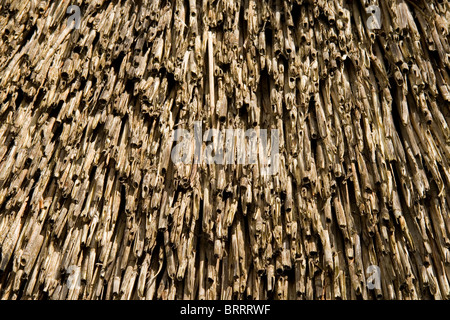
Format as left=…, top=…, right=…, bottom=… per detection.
left=0, top=0, right=449, bottom=300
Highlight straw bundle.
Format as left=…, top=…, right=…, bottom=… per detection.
left=0, top=0, right=450, bottom=300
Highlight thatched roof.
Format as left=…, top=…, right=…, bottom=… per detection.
left=0, top=0, right=449, bottom=300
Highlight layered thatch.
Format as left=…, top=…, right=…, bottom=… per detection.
left=0, top=0, right=450, bottom=300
